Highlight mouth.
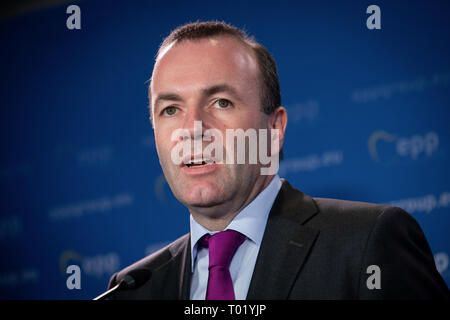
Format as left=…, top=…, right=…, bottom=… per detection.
left=180, top=155, right=218, bottom=175
left=184, top=157, right=215, bottom=168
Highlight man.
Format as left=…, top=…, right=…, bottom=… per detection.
left=105, top=21, right=449, bottom=299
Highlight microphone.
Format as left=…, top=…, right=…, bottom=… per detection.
left=93, top=268, right=152, bottom=300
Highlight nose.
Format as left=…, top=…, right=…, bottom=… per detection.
left=181, top=106, right=207, bottom=142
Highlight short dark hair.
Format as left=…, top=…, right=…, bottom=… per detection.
left=153, top=21, right=283, bottom=159
left=156, top=21, right=281, bottom=115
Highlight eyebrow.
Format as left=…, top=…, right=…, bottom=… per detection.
left=153, top=92, right=183, bottom=108
left=201, top=84, right=239, bottom=97
left=153, top=84, right=240, bottom=111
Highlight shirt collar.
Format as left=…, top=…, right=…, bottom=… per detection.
left=189, top=175, right=283, bottom=269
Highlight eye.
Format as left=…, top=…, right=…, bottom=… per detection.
left=213, top=99, right=232, bottom=109
left=162, top=106, right=178, bottom=116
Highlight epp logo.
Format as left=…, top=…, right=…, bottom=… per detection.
left=368, top=130, right=439, bottom=162
left=59, top=250, right=120, bottom=290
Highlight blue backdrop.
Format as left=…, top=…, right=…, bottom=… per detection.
left=1, top=0, right=449, bottom=299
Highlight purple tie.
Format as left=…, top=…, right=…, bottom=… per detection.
left=199, top=229, right=246, bottom=300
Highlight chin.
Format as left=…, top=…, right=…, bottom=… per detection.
left=178, top=184, right=226, bottom=208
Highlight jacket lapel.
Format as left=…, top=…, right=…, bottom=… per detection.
left=178, top=236, right=192, bottom=299
left=246, top=180, right=320, bottom=299
left=148, top=234, right=191, bottom=299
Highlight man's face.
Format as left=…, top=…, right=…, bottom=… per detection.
left=150, top=36, right=276, bottom=217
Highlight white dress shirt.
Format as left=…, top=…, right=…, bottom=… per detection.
left=189, top=175, right=283, bottom=300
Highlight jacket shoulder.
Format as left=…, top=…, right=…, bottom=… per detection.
left=313, top=197, right=390, bottom=215
left=278, top=179, right=394, bottom=227
left=311, top=196, right=399, bottom=226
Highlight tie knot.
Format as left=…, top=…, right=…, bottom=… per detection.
left=199, top=230, right=246, bottom=268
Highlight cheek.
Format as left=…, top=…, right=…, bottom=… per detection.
left=154, top=131, right=173, bottom=159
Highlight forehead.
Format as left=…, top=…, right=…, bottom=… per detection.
left=150, top=36, right=260, bottom=94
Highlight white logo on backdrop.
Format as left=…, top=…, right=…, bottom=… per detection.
left=368, top=130, right=439, bottom=162
left=351, top=72, right=450, bottom=103
left=388, top=191, right=450, bottom=215
left=60, top=250, right=120, bottom=279
left=0, top=268, right=39, bottom=288
left=49, top=193, right=134, bottom=221
left=279, top=150, right=343, bottom=175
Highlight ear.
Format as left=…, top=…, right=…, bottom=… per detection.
left=268, top=106, right=287, bottom=153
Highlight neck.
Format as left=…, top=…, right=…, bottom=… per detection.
left=189, top=175, right=274, bottom=231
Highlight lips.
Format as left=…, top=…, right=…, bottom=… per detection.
left=179, top=154, right=219, bottom=176
left=186, top=160, right=212, bottom=168
left=182, top=155, right=216, bottom=168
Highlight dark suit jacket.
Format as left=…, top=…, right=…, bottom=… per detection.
left=107, top=180, right=449, bottom=299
